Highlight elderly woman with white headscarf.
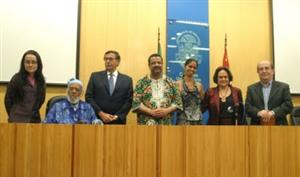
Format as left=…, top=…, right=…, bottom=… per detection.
left=44, top=78, right=102, bottom=124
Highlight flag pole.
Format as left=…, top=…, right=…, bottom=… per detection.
left=223, top=33, right=229, bottom=68
left=225, top=33, right=227, bottom=48
left=158, top=28, right=160, bottom=43
left=157, top=27, right=161, bottom=56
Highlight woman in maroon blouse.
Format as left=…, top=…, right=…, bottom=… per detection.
left=202, top=66, right=245, bottom=125
left=5, top=50, right=46, bottom=123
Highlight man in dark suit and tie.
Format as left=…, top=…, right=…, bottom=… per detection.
left=85, top=50, right=133, bottom=124
left=245, top=60, right=293, bottom=125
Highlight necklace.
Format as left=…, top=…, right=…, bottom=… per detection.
left=219, top=87, right=229, bottom=102
left=184, top=77, right=195, bottom=91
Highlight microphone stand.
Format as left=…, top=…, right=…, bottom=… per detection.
left=234, top=105, right=239, bottom=126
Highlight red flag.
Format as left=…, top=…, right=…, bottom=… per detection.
left=223, top=34, right=229, bottom=68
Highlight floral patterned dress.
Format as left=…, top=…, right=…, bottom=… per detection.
left=177, top=81, right=203, bottom=125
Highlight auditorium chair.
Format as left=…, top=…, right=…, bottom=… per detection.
left=45, top=95, right=67, bottom=115
left=291, top=106, right=300, bottom=125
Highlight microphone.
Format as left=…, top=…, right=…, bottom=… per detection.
left=233, top=104, right=240, bottom=125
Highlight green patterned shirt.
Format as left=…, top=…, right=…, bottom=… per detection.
left=132, top=75, right=182, bottom=125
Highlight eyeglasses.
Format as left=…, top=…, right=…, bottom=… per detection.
left=24, top=60, right=38, bottom=65
left=104, top=57, right=116, bottom=61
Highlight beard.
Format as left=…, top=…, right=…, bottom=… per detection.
left=67, top=96, right=80, bottom=105
left=151, top=67, right=162, bottom=77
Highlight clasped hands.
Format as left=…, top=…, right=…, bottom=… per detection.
left=258, top=110, right=275, bottom=123
left=149, top=108, right=170, bottom=118
left=99, top=111, right=117, bottom=123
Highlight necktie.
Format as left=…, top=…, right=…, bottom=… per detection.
left=108, top=73, right=115, bottom=95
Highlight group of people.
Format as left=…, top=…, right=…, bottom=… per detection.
left=4, top=50, right=294, bottom=125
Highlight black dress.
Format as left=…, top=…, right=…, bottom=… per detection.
left=219, top=94, right=236, bottom=125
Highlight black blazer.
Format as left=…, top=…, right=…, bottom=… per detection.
left=85, top=71, right=133, bottom=124
left=245, top=81, right=293, bottom=125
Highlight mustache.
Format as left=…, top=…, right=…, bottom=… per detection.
left=153, top=66, right=161, bottom=69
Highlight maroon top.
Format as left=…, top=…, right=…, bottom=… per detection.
left=201, top=86, right=244, bottom=125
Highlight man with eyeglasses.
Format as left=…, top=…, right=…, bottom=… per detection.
left=245, top=60, right=293, bottom=125
left=44, top=78, right=102, bottom=124
left=85, top=50, right=133, bottom=124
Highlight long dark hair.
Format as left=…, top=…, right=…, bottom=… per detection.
left=14, top=50, right=45, bottom=101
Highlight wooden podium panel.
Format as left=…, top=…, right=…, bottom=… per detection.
left=123, top=125, right=137, bottom=177
left=73, top=125, right=157, bottom=177
left=103, top=125, right=138, bottom=177
left=249, top=126, right=300, bottom=177
left=269, top=127, right=295, bottom=177
left=136, top=126, right=157, bottom=177
left=73, top=125, right=104, bottom=177
left=296, top=128, right=300, bottom=177
left=103, top=125, right=126, bottom=177
left=249, top=126, right=270, bottom=177
left=162, top=126, right=249, bottom=177
left=40, top=124, right=73, bottom=177
left=218, top=126, right=249, bottom=177
left=0, top=124, right=15, bottom=177
left=186, top=126, right=249, bottom=177
left=158, top=126, right=186, bottom=177
left=1, top=124, right=300, bottom=177
left=186, top=126, right=219, bottom=177
left=14, top=124, right=42, bottom=177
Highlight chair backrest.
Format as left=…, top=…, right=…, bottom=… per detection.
left=291, top=106, right=300, bottom=125
left=46, top=95, right=67, bottom=115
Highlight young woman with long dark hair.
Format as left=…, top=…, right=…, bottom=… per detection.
left=176, top=58, right=205, bottom=125
left=5, top=50, right=46, bottom=123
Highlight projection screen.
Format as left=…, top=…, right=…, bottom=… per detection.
left=0, top=0, right=79, bottom=85
left=272, top=0, right=300, bottom=94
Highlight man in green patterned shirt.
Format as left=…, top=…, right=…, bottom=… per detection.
left=132, top=53, right=182, bottom=125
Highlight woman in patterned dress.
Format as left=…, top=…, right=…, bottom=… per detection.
left=176, top=58, right=204, bottom=125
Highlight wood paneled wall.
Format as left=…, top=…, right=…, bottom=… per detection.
left=1, top=124, right=300, bottom=177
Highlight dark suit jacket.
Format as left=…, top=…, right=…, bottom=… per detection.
left=201, top=86, right=245, bottom=125
left=245, top=81, right=293, bottom=125
left=85, top=71, right=133, bottom=124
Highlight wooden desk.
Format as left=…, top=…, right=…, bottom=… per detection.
left=0, top=124, right=299, bottom=177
